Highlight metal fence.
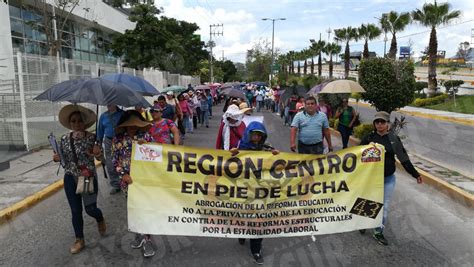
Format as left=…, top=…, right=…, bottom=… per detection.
left=0, top=52, right=200, bottom=151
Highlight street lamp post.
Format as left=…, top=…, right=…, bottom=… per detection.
left=262, top=17, right=286, bottom=86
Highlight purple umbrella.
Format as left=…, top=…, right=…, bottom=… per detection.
left=307, top=82, right=329, bottom=95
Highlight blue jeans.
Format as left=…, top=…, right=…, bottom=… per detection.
left=375, top=174, right=396, bottom=233
left=200, top=110, right=209, bottom=126
left=337, top=124, right=353, bottom=149
left=64, top=174, right=103, bottom=238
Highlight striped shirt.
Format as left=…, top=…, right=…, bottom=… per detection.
left=291, top=111, right=329, bottom=144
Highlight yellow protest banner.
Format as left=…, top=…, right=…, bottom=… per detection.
left=128, top=143, right=385, bottom=238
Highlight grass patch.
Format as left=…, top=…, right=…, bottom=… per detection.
left=425, top=95, right=474, bottom=114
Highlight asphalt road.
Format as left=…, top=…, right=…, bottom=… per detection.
left=0, top=105, right=473, bottom=266
left=354, top=104, right=474, bottom=178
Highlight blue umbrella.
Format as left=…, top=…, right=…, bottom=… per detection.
left=100, top=73, right=159, bottom=96
left=34, top=78, right=151, bottom=107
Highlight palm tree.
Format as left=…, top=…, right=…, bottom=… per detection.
left=296, top=51, right=302, bottom=75
left=310, top=39, right=326, bottom=77
left=334, top=27, right=358, bottom=79
left=302, top=49, right=310, bottom=75
left=287, top=50, right=296, bottom=74
left=412, top=1, right=461, bottom=96
left=358, top=23, right=382, bottom=59
left=324, top=42, right=342, bottom=79
left=380, top=11, right=411, bottom=59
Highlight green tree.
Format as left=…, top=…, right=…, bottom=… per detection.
left=412, top=1, right=461, bottom=97
left=358, top=23, right=381, bottom=59
left=111, top=3, right=208, bottom=74
left=359, top=58, right=416, bottom=113
left=245, top=40, right=273, bottom=82
left=334, top=27, right=358, bottom=79
left=310, top=39, right=326, bottom=77
left=215, top=60, right=239, bottom=82
left=380, top=11, right=411, bottom=59
left=324, top=42, right=342, bottom=79
left=198, top=59, right=223, bottom=83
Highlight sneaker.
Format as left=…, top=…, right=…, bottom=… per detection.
left=143, top=239, right=156, bottom=258
left=238, top=238, right=245, bottom=245
left=70, top=238, right=85, bottom=254
left=373, top=232, right=388, bottom=246
left=131, top=234, right=145, bottom=249
left=253, top=253, right=264, bottom=265
left=98, top=219, right=106, bottom=236
left=206, top=125, right=209, bottom=128
left=109, top=188, right=121, bottom=195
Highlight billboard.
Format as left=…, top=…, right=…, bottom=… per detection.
left=400, top=46, right=411, bottom=56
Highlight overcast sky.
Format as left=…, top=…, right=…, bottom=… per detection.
left=154, top=0, right=474, bottom=63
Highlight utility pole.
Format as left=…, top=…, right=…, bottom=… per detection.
left=262, top=18, right=286, bottom=86
left=209, top=24, right=223, bottom=84
left=326, top=28, right=331, bottom=42
left=222, top=50, right=225, bottom=61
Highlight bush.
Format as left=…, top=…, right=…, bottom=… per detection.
left=353, top=123, right=374, bottom=139
left=302, top=75, right=320, bottom=89
left=413, top=94, right=448, bottom=107
left=359, top=58, right=416, bottom=113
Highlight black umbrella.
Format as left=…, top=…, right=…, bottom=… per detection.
left=279, top=85, right=308, bottom=104
left=34, top=78, right=151, bottom=107
left=223, top=88, right=246, bottom=100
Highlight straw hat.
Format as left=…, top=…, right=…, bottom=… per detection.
left=116, top=112, right=151, bottom=131
left=239, top=102, right=253, bottom=114
left=59, top=104, right=96, bottom=130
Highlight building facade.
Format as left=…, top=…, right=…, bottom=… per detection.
left=0, top=0, right=135, bottom=80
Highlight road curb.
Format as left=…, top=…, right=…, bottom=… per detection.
left=350, top=101, right=474, bottom=127
left=0, top=179, right=64, bottom=224
left=0, top=161, right=102, bottom=225
left=329, top=128, right=473, bottom=208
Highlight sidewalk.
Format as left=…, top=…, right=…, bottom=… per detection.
left=350, top=99, right=474, bottom=126
left=0, top=149, right=64, bottom=221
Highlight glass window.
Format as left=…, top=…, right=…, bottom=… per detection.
left=10, top=18, right=24, bottom=38
left=22, top=8, right=42, bottom=23
left=25, top=40, right=39, bottom=54
left=11, top=37, right=24, bottom=53
left=60, top=31, right=73, bottom=47
left=61, top=47, right=72, bottom=59
left=80, top=37, right=89, bottom=51
left=34, top=26, right=47, bottom=42
left=9, top=5, right=22, bottom=19
left=24, top=24, right=34, bottom=39
left=89, top=53, right=97, bottom=62
left=63, top=21, right=74, bottom=33
left=81, top=51, right=90, bottom=61
left=38, top=42, right=48, bottom=55
left=73, top=49, right=81, bottom=60
left=90, top=40, right=97, bottom=53
left=72, top=23, right=81, bottom=36
left=74, top=35, right=81, bottom=50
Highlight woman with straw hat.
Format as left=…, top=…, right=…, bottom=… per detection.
left=52, top=105, right=106, bottom=254
left=111, top=110, right=156, bottom=258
